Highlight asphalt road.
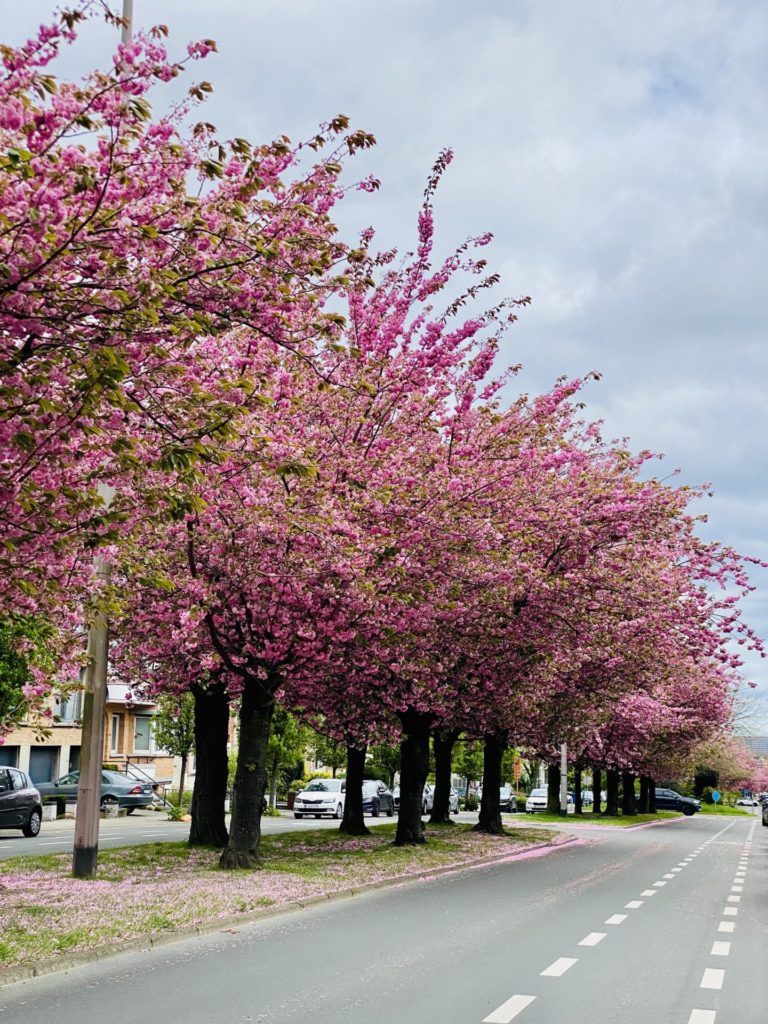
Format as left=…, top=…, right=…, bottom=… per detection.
left=1, top=813, right=765, bottom=1023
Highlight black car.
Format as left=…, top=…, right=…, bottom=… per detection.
left=653, top=788, right=700, bottom=816
left=0, top=767, right=43, bottom=837
left=362, top=780, right=395, bottom=817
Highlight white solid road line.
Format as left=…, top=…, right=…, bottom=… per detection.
left=578, top=932, right=606, bottom=947
left=604, top=914, right=627, bottom=925
left=710, top=942, right=731, bottom=956
left=701, top=968, right=725, bottom=990
left=482, top=994, right=536, bottom=1023
left=540, top=958, right=578, bottom=977
left=624, top=900, right=644, bottom=909
left=688, top=1010, right=716, bottom=1024
left=718, top=922, right=735, bottom=933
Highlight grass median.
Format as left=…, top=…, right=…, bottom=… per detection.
left=0, top=822, right=564, bottom=970
left=698, top=803, right=753, bottom=816
left=518, top=811, right=682, bottom=826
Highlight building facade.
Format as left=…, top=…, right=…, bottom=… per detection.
left=0, top=683, right=174, bottom=786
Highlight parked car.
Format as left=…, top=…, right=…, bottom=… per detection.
left=36, top=769, right=155, bottom=812
left=476, top=785, right=516, bottom=811
left=499, top=786, right=517, bottom=812
left=0, top=767, right=43, bottom=837
left=524, top=787, right=575, bottom=813
left=392, top=783, right=435, bottom=814
left=293, top=778, right=346, bottom=819
left=763, top=803, right=768, bottom=827
left=581, top=790, right=594, bottom=807
left=525, top=787, right=548, bottom=813
left=362, top=780, right=395, bottom=817
left=652, top=788, right=700, bottom=816
left=736, top=797, right=759, bottom=807
left=447, top=787, right=460, bottom=814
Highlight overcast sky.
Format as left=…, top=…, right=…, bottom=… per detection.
left=5, top=1, right=767, bottom=726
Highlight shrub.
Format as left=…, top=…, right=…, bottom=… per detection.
left=168, top=790, right=193, bottom=808
left=463, top=794, right=479, bottom=812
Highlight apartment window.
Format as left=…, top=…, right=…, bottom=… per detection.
left=133, top=715, right=153, bottom=753
left=110, top=714, right=123, bottom=754
left=57, top=691, right=83, bottom=723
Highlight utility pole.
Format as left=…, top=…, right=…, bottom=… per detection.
left=72, top=484, right=115, bottom=877
left=121, top=0, right=134, bottom=45
left=72, top=1, right=133, bottom=879
left=559, top=742, right=568, bottom=816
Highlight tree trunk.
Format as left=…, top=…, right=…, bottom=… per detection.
left=547, top=762, right=561, bottom=814
left=621, top=771, right=637, bottom=816
left=592, top=767, right=602, bottom=815
left=189, top=681, right=230, bottom=848
left=340, top=744, right=370, bottom=836
left=638, top=775, right=652, bottom=813
left=429, top=729, right=459, bottom=825
left=605, top=768, right=619, bottom=816
left=394, top=710, right=431, bottom=846
left=648, top=777, right=656, bottom=813
left=178, top=753, right=188, bottom=807
left=574, top=765, right=583, bottom=815
left=219, top=681, right=275, bottom=869
left=474, top=732, right=507, bottom=835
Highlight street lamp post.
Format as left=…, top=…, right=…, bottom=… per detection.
left=72, top=483, right=115, bottom=877
left=121, top=0, right=134, bottom=46
left=71, top=0, right=134, bottom=882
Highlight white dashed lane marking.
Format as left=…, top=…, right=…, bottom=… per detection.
left=540, top=958, right=578, bottom=977
left=723, top=907, right=738, bottom=916
left=640, top=889, right=656, bottom=896
left=718, top=922, right=735, bottom=933
left=624, top=900, right=644, bottom=909
left=688, top=1010, right=716, bottom=1024
left=605, top=914, right=627, bottom=925
left=710, top=941, right=730, bottom=956
left=578, top=932, right=606, bottom=947
left=701, top=968, right=725, bottom=990
left=482, top=994, right=536, bottom=1023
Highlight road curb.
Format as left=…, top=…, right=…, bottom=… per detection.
left=0, top=834, right=577, bottom=990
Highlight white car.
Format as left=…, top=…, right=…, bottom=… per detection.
left=736, top=797, right=759, bottom=808
left=294, top=778, right=346, bottom=819
left=525, top=787, right=548, bottom=813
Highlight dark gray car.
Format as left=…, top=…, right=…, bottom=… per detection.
left=0, top=767, right=43, bottom=836
left=37, top=769, right=154, bottom=812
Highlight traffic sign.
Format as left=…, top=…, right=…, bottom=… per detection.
left=712, top=790, right=721, bottom=803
